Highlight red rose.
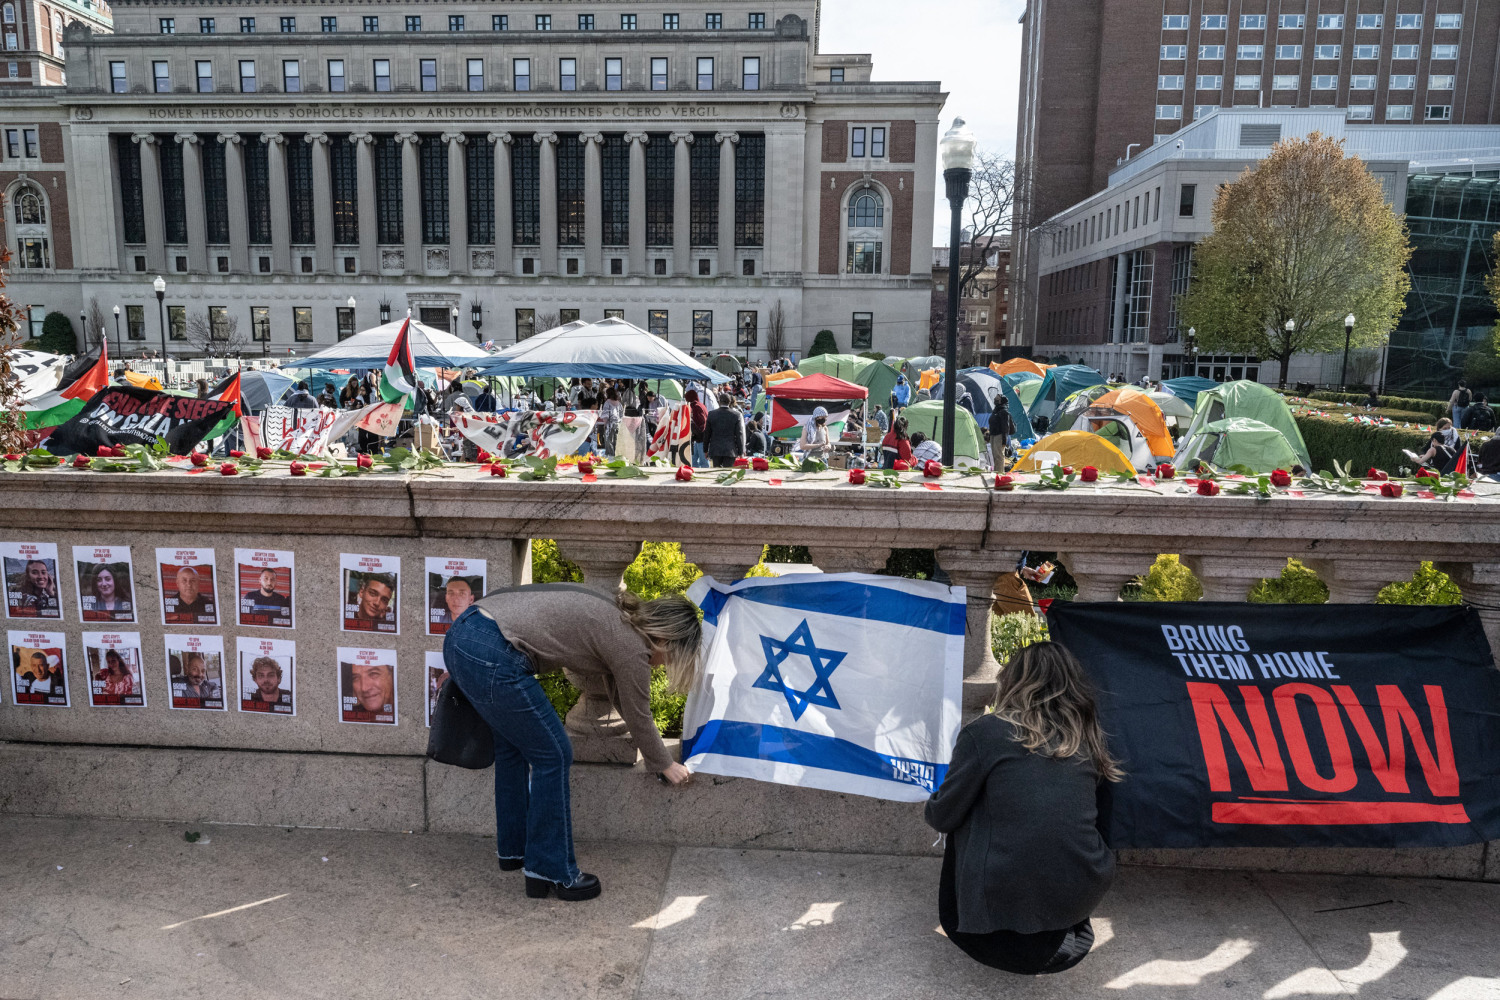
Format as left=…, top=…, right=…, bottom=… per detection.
left=1367, top=468, right=1388, bottom=481
left=1060, top=466, right=1074, bottom=475
left=923, top=460, right=943, bottom=478
left=476, top=449, right=493, bottom=464
left=577, top=460, right=594, bottom=476
left=1270, top=469, right=1291, bottom=487
left=1380, top=482, right=1403, bottom=498
left=289, top=461, right=307, bottom=477
left=1196, top=480, right=1220, bottom=496
left=356, top=454, right=374, bottom=469
left=1080, top=466, right=1099, bottom=482
left=994, top=474, right=1014, bottom=491
left=893, top=460, right=910, bottom=471
left=229, top=450, right=244, bottom=458
left=675, top=465, right=694, bottom=482
left=1157, top=463, right=1175, bottom=479
left=751, top=457, right=769, bottom=472
left=72, top=455, right=91, bottom=469
left=190, top=452, right=209, bottom=467
left=733, top=457, right=749, bottom=469
left=256, top=447, right=273, bottom=460
left=219, top=462, right=238, bottom=476
left=848, top=468, right=867, bottom=485
left=490, top=464, right=507, bottom=478
left=1419, top=468, right=1438, bottom=479
left=2, top=453, right=20, bottom=462
left=96, top=446, right=116, bottom=458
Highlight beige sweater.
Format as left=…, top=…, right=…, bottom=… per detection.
left=474, top=583, right=671, bottom=772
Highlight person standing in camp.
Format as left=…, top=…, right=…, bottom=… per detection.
left=684, top=389, right=710, bottom=467
left=704, top=393, right=746, bottom=468
left=598, top=387, right=624, bottom=455
left=988, top=401, right=1013, bottom=471
left=893, top=375, right=911, bottom=412
left=873, top=405, right=890, bottom=435
left=1450, top=379, right=1472, bottom=430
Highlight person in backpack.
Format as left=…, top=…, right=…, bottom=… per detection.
left=1464, top=395, right=1494, bottom=432
left=988, top=400, right=1014, bottom=471
left=1450, top=379, right=1472, bottom=430
left=684, top=388, right=710, bottom=467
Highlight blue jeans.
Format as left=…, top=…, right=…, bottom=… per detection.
left=692, top=441, right=707, bottom=468
left=443, top=606, right=580, bottom=885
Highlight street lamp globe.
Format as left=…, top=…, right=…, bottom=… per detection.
left=939, top=118, right=977, bottom=172
left=1285, top=319, right=1296, bottom=332
left=347, top=296, right=357, bottom=310
left=1345, top=313, right=1356, bottom=330
left=113, top=304, right=120, bottom=317
left=152, top=275, right=166, bottom=297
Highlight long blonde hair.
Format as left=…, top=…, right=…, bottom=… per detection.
left=991, top=642, right=1124, bottom=782
left=617, top=591, right=703, bottom=692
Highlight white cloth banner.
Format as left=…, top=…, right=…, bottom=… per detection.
left=682, top=573, right=965, bottom=802
left=14, top=350, right=67, bottom=400
left=245, top=405, right=343, bottom=455
left=452, top=409, right=598, bottom=459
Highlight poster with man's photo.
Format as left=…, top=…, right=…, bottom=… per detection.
left=425, top=650, right=449, bottom=728
left=9, top=629, right=68, bottom=706
left=425, top=557, right=485, bottom=636
left=341, top=553, right=400, bottom=635
left=338, top=646, right=398, bottom=725
left=73, top=544, right=137, bottom=624
left=2, top=541, right=63, bottom=620
left=237, top=635, right=296, bottom=717
left=83, top=631, right=146, bottom=708
left=165, top=634, right=226, bottom=711
left=234, top=548, right=295, bottom=629
left=157, top=547, right=220, bottom=627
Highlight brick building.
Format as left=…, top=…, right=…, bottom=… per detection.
left=931, top=239, right=1009, bottom=361
left=2, top=0, right=113, bottom=86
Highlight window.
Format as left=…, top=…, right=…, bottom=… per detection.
left=1317, top=14, right=1343, bottom=29
left=240, top=16, right=255, bottom=32
left=153, top=60, right=170, bottom=92
left=697, top=56, right=714, bottom=90
left=449, top=14, right=464, bottom=31
left=466, top=138, right=494, bottom=244
left=742, top=56, right=759, bottom=90
left=1241, top=14, right=1266, bottom=29
left=829, top=67, right=844, bottom=82
left=1199, top=45, right=1224, bottom=59
left=1314, top=44, right=1340, bottom=59
left=1161, top=45, right=1187, bottom=60
left=280, top=16, right=295, bottom=32
left=13, top=184, right=41, bottom=221
left=1238, top=45, right=1263, bottom=60
left=870, top=127, right=885, bottom=157
left=848, top=192, right=883, bottom=227
left=736, top=133, right=764, bottom=246
left=559, top=57, right=576, bottom=90
left=1163, top=15, right=1188, bottom=29
left=283, top=60, right=300, bottom=92
left=1201, top=14, right=1227, bottom=29
left=195, top=60, right=212, bottom=92
left=1234, top=75, right=1261, bottom=90
left=1347, top=105, right=1374, bottom=121
left=239, top=59, right=256, bottom=92
left=1159, top=75, right=1184, bottom=90
left=517, top=309, right=537, bottom=339
left=511, top=135, right=539, bottom=244
left=1156, top=105, right=1183, bottom=120
left=1179, top=184, right=1196, bottom=217
left=159, top=17, right=174, bottom=33
left=420, top=58, right=437, bottom=91
left=200, top=17, right=215, bottom=33
left=322, top=16, right=336, bottom=32
left=166, top=305, right=186, bottom=341
left=620, top=14, right=636, bottom=30
left=1393, top=45, right=1419, bottom=60
left=405, top=15, right=420, bottom=31
left=513, top=58, right=530, bottom=90
left=364, top=15, right=379, bottom=31
left=846, top=312, right=872, bottom=350
left=648, top=310, right=668, bottom=338
left=692, top=310, right=713, bottom=347
left=419, top=135, right=448, bottom=243
left=293, top=307, right=313, bottom=342
left=1436, top=14, right=1462, bottom=30
left=1356, top=14, right=1382, bottom=29
left=1426, top=105, right=1453, bottom=121
left=535, top=14, right=550, bottom=30
left=1354, top=44, right=1379, bottom=60
left=1390, top=75, right=1416, bottom=90
left=331, top=139, right=357, bottom=242
left=749, top=13, right=765, bottom=29
left=1433, top=45, right=1460, bottom=60
left=2, top=4, right=11, bottom=22
left=110, top=60, right=126, bottom=92
left=689, top=134, right=718, bottom=245
left=126, top=305, right=145, bottom=340
left=1386, top=104, right=1413, bottom=120
left=1429, top=75, right=1455, bottom=91
left=1350, top=74, right=1376, bottom=90
left=1197, top=74, right=1222, bottom=90
left=651, top=57, right=668, bottom=89
left=1276, top=44, right=1302, bottom=59
left=1396, top=14, right=1422, bottom=29
left=467, top=58, right=484, bottom=91
left=335, top=307, right=356, bottom=341
left=605, top=57, right=622, bottom=90
left=851, top=126, right=866, bottom=157
left=328, top=59, right=345, bottom=92
left=645, top=135, right=673, bottom=244
left=374, top=59, right=391, bottom=91
left=1311, top=74, right=1337, bottom=90
left=1279, top=15, right=1305, bottom=29
left=705, top=12, right=722, bottom=29
left=251, top=307, right=269, bottom=342
left=1195, top=104, right=1218, bottom=119
left=1273, top=74, right=1300, bottom=90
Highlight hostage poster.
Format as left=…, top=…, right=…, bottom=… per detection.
left=235, top=548, right=295, bottom=629
left=425, top=557, right=484, bottom=636
left=156, top=547, right=220, bottom=627
left=73, top=544, right=138, bottom=624
left=338, top=646, right=398, bottom=725
left=341, top=553, right=401, bottom=635
left=237, top=635, right=296, bottom=716
left=9, top=629, right=69, bottom=706
left=3, top=541, right=63, bottom=620
left=83, top=631, right=146, bottom=707
left=45, top=386, right=235, bottom=456
left=1047, top=602, right=1500, bottom=849
left=165, top=633, right=226, bottom=711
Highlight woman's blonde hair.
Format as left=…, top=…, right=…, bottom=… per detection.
left=617, top=591, right=703, bottom=692
left=991, top=642, right=1124, bottom=782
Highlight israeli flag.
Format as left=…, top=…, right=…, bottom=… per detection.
left=682, top=573, right=965, bottom=802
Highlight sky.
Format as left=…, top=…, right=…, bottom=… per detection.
left=818, top=0, right=1028, bottom=246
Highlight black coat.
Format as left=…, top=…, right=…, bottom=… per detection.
left=925, top=714, right=1115, bottom=934
left=704, top=407, right=746, bottom=458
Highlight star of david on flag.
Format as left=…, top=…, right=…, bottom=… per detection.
left=682, top=572, right=965, bottom=802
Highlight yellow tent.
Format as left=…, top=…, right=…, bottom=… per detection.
left=1010, top=430, right=1135, bottom=476
left=123, top=371, right=163, bottom=390
left=919, top=367, right=942, bottom=391
left=1093, top=387, right=1174, bottom=458
left=990, top=358, right=1050, bottom=378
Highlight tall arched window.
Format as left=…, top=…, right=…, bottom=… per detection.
left=848, top=192, right=883, bottom=228
left=53, top=11, right=64, bottom=54
left=2, top=5, right=14, bottom=24
left=15, top=186, right=44, bottom=224
left=11, top=182, right=50, bottom=268
left=843, top=184, right=888, bottom=275
left=37, top=5, right=50, bottom=53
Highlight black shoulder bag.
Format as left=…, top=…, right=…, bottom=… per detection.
left=426, top=677, right=495, bottom=770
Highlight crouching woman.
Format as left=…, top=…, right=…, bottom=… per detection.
left=924, top=642, right=1123, bottom=974
left=443, top=584, right=702, bottom=902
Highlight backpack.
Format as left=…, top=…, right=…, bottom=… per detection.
left=1457, top=387, right=1472, bottom=407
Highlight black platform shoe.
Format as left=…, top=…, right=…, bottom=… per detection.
left=497, top=857, right=523, bottom=872
left=525, top=873, right=602, bottom=901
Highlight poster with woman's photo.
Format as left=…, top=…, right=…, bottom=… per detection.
left=337, top=646, right=397, bottom=725
left=340, top=553, right=400, bottom=635
left=83, top=631, right=146, bottom=708
left=157, top=547, right=220, bottom=627
left=237, top=636, right=296, bottom=717
left=165, top=634, right=226, bottom=711
left=425, top=557, right=485, bottom=636
left=425, top=651, right=450, bottom=728
left=73, top=545, right=137, bottom=623
left=234, top=548, right=295, bottom=629
left=2, top=541, right=63, bottom=620
left=9, top=629, right=68, bottom=706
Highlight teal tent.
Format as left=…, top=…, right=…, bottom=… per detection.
left=1175, top=380, right=1311, bottom=471
left=1176, top=417, right=1303, bottom=474
left=1027, top=365, right=1106, bottom=420
left=1160, top=376, right=1219, bottom=411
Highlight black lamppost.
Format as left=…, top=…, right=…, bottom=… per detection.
left=471, top=302, right=483, bottom=343
left=112, top=304, right=121, bottom=361
left=938, top=117, right=977, bottom=466
left=1340, top=313, right=1356, bottom=390
left=1187, top=327, right=1197, bottom=378
left=152, top=275, right=167, bottom=361
left=79, top=309, right=87, bottom=351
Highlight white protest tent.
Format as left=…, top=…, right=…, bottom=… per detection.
left=471, top=317, right=731, bottom=383
left=295, top=316, right=493, bottom=371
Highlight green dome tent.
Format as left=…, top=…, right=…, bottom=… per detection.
left=799, top=353, right=899, bottom=409
left=1176, top=417, right=1303, bottom=474
left=898, top=399, right=986, bottom=468
left=1175, top=380, right=1311, bottom=471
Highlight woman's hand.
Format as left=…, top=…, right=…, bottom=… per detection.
left=660, top=763, right=693, bottom=786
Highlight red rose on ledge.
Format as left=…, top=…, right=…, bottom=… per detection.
left=1156, top=463, right=1175, bottom=479
left=733, top=457, right=749, bottom=469
left=752, top=457, right=769, bottom=472
left=3, top=453, right=20, bottom=462
left=1419, top=468, right=1438, bottom=479
left=995, top=475, right=1014, bottom=491
left=289, top=461, right=307, bottom=477
left=675, top=465, right=694, bottom=482
left=1061, top=466, right=1074, bottom=475
left=229, top=450, right=244, bottom=458
left=1196, top=480, right=1220, bottom=496
left=1367, top=468, right=1389, bottom=481
left=190, top=452, right=209, bottom=467
left=256, top=447, right=274, bottom=460
left=577, top=460, right=594, bottom=476
left=848, top=468, right=867, bottom=485
left=490, top=464, right=507, bottom=478
left=923, top=460, right=943, bottom=478
left=219, top=462, right=238, bottom=476
left=1380, top=482, right=1403, bottom=498
left=1079, top=466, right=1099, bottom=482
left=356, top=454, right=374, bottom=469
left=72, top=455, right=91, bottom=469
left=476, top=449, right=493, bottom=464
left=1270, top=469, right=1292, bottom=487
left=893, top=460, right=910, bottom=471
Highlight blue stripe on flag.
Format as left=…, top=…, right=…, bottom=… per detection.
left=683, top=719, right=948, bottom=794
left=701, top=579, right=964, bottom=635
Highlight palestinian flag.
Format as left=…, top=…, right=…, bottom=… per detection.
left=1455, top=444, right=1469, bottom=476
left=22, top=340, right=109, bottom=430
left=767, top=397, right=858, bottom=440
left=199, top=371, right=244, bottom=443
left=380, top=319, right=417, bottom=404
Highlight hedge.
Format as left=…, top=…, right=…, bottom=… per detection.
left=1310, top=391, right=1448, bottom=422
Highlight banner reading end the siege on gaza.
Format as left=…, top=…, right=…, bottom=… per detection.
left=45, top=386, right=235, bottom=456
left=1046, top=602, right=1500, bottom=850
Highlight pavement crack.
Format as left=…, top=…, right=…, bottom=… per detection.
left=1250, top=872, right=1344, bottom=988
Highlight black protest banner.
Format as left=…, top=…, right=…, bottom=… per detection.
left=45, top=386, right=236, bottom=456
left=1047, top=602, right=1500, bottom=849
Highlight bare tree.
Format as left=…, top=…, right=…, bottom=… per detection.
left=929, top=289, right=971, bottom=356
left=185, top=310, right=248, bottom=356
left=954, top=152, right=1015, bottom=301
left=764, top=300, right=786, bottom=359
left=86, top=298, right=109, bottom=351
left=535, top=312, right=559, bottom=335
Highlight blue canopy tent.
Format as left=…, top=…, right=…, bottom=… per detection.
left=1160, top=376, right=1220, bottom=411
left=1026, top=364, right=1106, bottom=421
left=472, top=317, right=729, bottom=383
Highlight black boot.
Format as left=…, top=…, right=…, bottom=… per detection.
left=525, top=873, right=601, bottom=901
left=497, top=857, right=523, bottom=872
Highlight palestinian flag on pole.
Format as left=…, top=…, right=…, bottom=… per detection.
left=21, top=339, right=109, bottom=430
left=380, top=318, right=417, bottom=404
left=199, top=370, right=244, bottom=443
left=767, top=397, right=858, bottom=440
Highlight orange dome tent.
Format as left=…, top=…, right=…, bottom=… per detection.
left=989, top=358, right=1050, bottom=379
left=1093, top=386, right=1174, bottom=458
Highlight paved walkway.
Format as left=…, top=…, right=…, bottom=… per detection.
left=2, top=816, right=1498, bottom=1000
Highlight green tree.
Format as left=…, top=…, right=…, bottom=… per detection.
left=808, top=329, right=838, bottom=357
left=38, top=312, right=77, bottom=355
left=1178, top=133, right=1412, bottom=387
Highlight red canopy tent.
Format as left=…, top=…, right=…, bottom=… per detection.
left=764, top=372, right=868, bottom=439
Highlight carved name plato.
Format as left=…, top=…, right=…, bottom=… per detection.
left=134, top=102, right=770, bottom=124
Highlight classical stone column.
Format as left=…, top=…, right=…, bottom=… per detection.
left=306, top=133, right=333, bottom=274
left=350, top=133, right=377, bottom=275
left=581, top=131, right=603, bottom=276
left=680, top=543, right=765, bottom=586
left=555, top=539, right=644, bottom=764
left=443, top=131, right=468, bottom=275
left=536, top=132, right=559, bottom=276
left=1183, top=555, right=1297, bottom=602
left=1306, top=559, right=1415, bottom=604
left=715, top=131, right=738, bottom=277
left=396, top=132, right=421, bottom=273
left=218, top=133, right=249, bottom=274
left=625, top=132, right=648, bottom=275
left=261, top=133, right=291, bottom=273
left=175, top=134, right=206, bottom=273
left=670, top=131, right=693, bottom=276
left=937, top=550, right=1014, bottom=715
left=489, top=132, right=513, bottom=276
left=133, top=133, right=166, bottom=273
left=1058, top=552, right=1153, bottom=603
